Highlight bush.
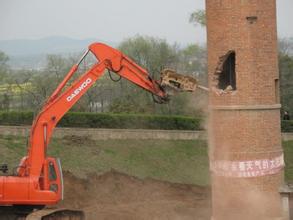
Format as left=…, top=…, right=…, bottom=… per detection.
left=1, top=112, right=292, bottom=132
left=0, top=111, right=202, bottom=130
left=0, top=111, right=34, bottom=126
left=58, top=112, right=202, bottom=130
left=281, top=120, right=293, bottom=132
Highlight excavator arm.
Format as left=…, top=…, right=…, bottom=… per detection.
left=22, top=42, right=208, bottom=180
left=25, top=43, right=169, bottom=178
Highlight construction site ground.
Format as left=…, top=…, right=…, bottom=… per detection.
left=0, top=134, right=293, bottom=219
left=59, top=170, right=211, bottom=220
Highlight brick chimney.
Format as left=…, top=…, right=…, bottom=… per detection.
left=206, top=0, right=284, bottom=219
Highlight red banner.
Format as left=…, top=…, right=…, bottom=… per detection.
left=210, top=154, right=285, bottom=178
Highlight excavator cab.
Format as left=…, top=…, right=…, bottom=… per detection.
left=41, top=158, right=63, bottom=200
left=13, top=156, right=63, bottom=203
left=0, top=158, right=62, bottom=208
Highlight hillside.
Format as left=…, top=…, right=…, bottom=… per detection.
left=0, top=36, right=118, bottom=69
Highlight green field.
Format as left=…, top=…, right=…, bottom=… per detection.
left=0, top=134, right=293, bottom=186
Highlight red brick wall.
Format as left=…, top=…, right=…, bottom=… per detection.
left=206, top=0, right=283, bottom=219
left=207, top=0, right=279, bottom=106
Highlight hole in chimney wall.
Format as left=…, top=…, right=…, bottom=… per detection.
left=213, top=51, right=236, bottom=94
left=246, top=16, right=258, bottom=24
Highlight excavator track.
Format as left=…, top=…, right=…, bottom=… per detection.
left=0, top=207, right=84, bottom=220
left=25, top=208, right=85, bottom=220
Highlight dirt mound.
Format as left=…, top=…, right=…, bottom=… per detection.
left=62, top=135, right=96, bottom=146
left=59, top=170, right=211, bottom=220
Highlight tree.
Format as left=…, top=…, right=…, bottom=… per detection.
left=179, top=44, right=207, bottom=84
left=0, top=51, right=9, bottom=81
left=10, top=53, right=73, bottom=111
left=279, top=38, right=293, bottom=56
left=0, top=93, right=10, bottom=111
left=189, top=10, right=206, bottom=27
left=279, top=53, right=293, bottom=113
left=1, top=36, right=209, bottom=116
left=45, top=54, right=69, bottom=80
left=119, top=35, right=179, bottom=77
left=110, top=35, right=180, bottom=114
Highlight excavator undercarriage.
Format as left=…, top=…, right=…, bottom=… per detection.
left=0, top=207, right=84, bottom=220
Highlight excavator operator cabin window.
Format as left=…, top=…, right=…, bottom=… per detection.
left=48, top=162, right=57, bottom=181
left=218, top=51, right=236, bottom=91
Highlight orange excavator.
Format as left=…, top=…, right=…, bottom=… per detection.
left=0, top=43, right=203, bottom=219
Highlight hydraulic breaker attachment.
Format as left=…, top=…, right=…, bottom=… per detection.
left=160, top=69, right=209, bottom=95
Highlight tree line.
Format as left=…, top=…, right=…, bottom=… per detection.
left=0, top=35, right=207, bottom=117
left=0, top=34, right=292, bottom=118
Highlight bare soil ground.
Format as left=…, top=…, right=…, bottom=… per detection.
left=59, top=170, right=211, bottom=220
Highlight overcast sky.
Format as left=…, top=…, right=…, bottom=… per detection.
left=0, top=0, right=292, bottom=45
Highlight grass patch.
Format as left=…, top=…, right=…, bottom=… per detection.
left=283, top=140, right=293, bottom=183
left=49, top=138, right=209, bottom=185
left=0, top=134, right=209, bottom=185
left=0, top=134, right=293, bottom=186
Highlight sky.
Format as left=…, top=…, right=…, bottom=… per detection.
left=0, top=0, right=292, bottom=45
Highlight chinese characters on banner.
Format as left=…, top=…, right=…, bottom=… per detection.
left=210, top=154, right=285, bottom=178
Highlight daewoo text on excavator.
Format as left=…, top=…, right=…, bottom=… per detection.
left=0, top=43, right=206, bottom=219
